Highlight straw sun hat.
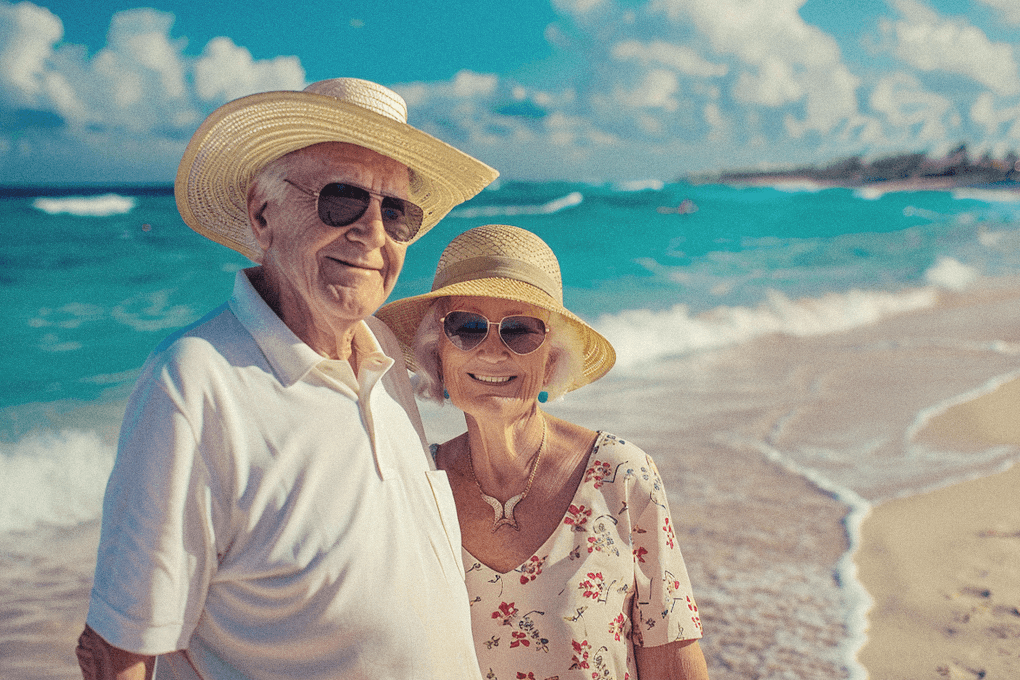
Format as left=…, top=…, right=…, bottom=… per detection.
left=375, top=224, right=616, bottom=392
left=175, top=78, right=499, bottom=260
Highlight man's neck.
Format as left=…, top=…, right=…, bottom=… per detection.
left=244, top=266, right=358, bottom=364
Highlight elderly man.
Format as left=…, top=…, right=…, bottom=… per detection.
left=76, top=78, right=498, bottom=680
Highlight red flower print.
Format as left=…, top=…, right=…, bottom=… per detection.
left=609, top=613, right=625, bottom=641
left=578, top=571, right=605, bottom=600
left=633, top=546, right=648, bottom=563
left=510, top=631, right=530, bottom=648
left=584, top=460, right=612, bottom=488
left=688, top=596, right=703, bottom=631
left=570, top=639, right=591, bottom=670
left=515, top=673, right=535, bottom=680
left=492, top=601, right=518, bottom=625
left=662, top=517, right=676, bottom=549
left=519, top=555, right=545, bottom=585
left=564, top=504, right=592, bottom=531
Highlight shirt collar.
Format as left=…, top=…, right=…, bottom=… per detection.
left=228, top=268, right=391, bottom=387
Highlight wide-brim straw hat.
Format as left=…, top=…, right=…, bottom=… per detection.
left=375, top=224, right=616, bottom=392
left=175, top=78, right=499, bottom=260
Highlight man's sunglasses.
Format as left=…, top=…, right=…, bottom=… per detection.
left=441, top=311, right=549, bottom=355
left=284, top=179, right=424, bottom=243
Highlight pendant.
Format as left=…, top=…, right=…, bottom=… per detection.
left=480, top=491, right=525, bottom=531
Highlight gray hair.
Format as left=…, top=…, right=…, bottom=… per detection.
left=248, top=153, right=300, bottom=208
left=412, top=299, right=585, bottom=404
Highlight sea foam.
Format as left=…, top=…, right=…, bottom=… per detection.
left=0, top=428, right=114, bottom=532
left=32, top=193, right=137, bottom=217
left=596, top=286, right=939, bottom=369
left=452, top=191, right=583, bottom=219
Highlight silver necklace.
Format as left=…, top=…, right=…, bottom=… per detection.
left=467, top=418, right=548, bottom=532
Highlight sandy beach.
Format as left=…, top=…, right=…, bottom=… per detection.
left=0, top=520, right=98, bottom=680
left=855, top=378, right=1020, bottom=679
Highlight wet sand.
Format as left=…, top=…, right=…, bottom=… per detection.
left=0, top=520, right=98, bottom=680
left=855, top=378, right=1020, bottom=678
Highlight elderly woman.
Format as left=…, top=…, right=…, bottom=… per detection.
left=375, top=224, right=708, bottom=680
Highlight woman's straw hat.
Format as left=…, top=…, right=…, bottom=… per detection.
left=175, top=78, right=498, bottom=260
left=375, top=224, right=616, bottom=392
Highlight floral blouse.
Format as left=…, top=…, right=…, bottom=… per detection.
left=462, top=432, right=702, bottom=680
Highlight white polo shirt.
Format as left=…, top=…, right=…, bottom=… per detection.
left=87, top=270, right=481, bottom=680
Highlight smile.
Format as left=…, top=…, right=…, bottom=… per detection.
left=469, top=374, right=514, bottom=384
left=326, top=256, right=378, bottom=271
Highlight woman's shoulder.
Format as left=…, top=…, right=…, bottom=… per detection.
left=583, top=433, right=670, bottom=507
left=589, top=431, right=651, bottom=467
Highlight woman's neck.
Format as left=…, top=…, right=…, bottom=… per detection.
left=462, top=409, right=546, bottom=496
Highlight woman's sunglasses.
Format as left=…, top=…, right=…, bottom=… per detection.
left=442, top=311, right=549, bottom=355
left=284, top=179, right=424, bottom=243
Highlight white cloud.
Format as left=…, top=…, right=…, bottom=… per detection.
left=975, top=0, right=1020, bottom=27
left=649, top=0, right=861, bottom=136
left=0, top=1, right=61, bottom=105
left=553, top=0, right=611, bottom=17
left=869, top=71, right=954, bottom=142
left=611, top=68, right=680, bottom=113
left=450, top=70, right=498, bottom=98
left=194, top=37, right=304, bottom=102
left=881, top=0, right=1020, bottom=96
left=969, top=92, right=1020, bottom=142
left=0, top=2, right=309, bottom=182
left=612, top=40, right=728, bottom=78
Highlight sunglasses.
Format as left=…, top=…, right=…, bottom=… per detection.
left=284, top=179, right=424, bottom=243
left=442, top=311, right=549, bottom=355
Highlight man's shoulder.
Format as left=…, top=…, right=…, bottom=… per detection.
left=145, top=302, right=256, bottom=375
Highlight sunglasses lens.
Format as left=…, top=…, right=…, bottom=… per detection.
left=443, top=312, right=547, bottom=355
left=380, top=197, right=424, bottom=243
left=317, top=184, right=423, bottom=243
left=443, top=311, right=489, bottom=350
left=317, top=183, right=370, bottom=226
left=499, top=316, right=547, bottom=354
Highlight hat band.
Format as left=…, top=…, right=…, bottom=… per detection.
left=432, top=256, right=562, bottom=303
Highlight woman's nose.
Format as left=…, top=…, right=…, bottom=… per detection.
left=476, top=324, right=509, bottom=358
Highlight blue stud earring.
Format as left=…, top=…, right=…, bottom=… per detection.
left=538, top=390, right=549, bottom=403
left=444, top=389, right=450, bottom=399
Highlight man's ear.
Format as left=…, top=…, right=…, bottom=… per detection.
left=248, top=187, right=272, bottom=259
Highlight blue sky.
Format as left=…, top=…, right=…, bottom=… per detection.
left=4, top=0, right=1020, bottom=184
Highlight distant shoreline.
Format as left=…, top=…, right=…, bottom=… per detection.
left=700, top=173, right=1020, bottom=193
left=691, top=144, right=1020, bottom=194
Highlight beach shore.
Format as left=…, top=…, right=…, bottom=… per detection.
left=855, top=378, right=1020, bottom=679
left=0, top=520, right=98, bottom=680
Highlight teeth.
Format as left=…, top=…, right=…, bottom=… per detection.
left=471, top=374, right=512, bottom=384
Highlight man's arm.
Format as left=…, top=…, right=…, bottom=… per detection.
left=76, top=625, right=155, bottom=680
left=634, top=638, right=709, bottom=680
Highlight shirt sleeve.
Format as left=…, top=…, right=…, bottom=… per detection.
left=86, top=359, right=218, bottom=655
left=628, top=448, right=703, bottom=646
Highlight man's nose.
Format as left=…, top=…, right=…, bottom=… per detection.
left=345, top=197, right=388, bottom=248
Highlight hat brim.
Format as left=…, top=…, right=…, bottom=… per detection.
left=175, top=90, right=498, bottom=260
left=375, top=278, right=616, bottom=392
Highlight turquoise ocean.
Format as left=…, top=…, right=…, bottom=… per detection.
left=5, top=179, right=1020, bottom=678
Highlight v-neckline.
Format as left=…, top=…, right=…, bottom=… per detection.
left=462, top=431, right=607, bottom=575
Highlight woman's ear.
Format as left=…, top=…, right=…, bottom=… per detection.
left=543, top=353, right=555, bottom=388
